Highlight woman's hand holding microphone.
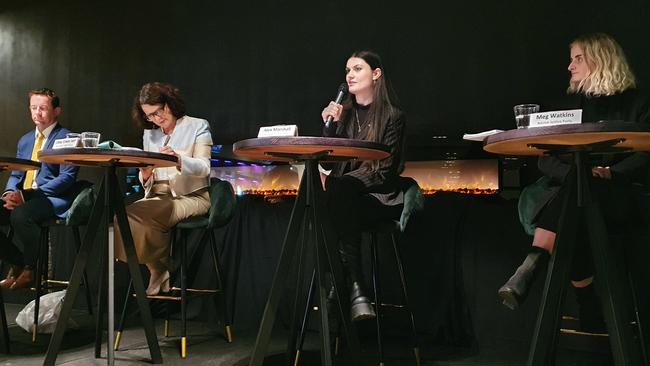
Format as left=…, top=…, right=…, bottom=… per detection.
left=322, top=101, right=343, bottom=124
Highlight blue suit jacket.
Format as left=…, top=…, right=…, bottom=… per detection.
left=4, top=123, right=80, bottom=218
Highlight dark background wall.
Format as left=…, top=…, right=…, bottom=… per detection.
left=1, top=1, right=649, bottom=356
left=1, top=0, right=649, bottom=157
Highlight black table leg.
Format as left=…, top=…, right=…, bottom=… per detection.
left=307, top=159, right=361, bottom=364
left=314, top=226, right=332, bottom=366
left=95, top=169, right=111, bottom=358
left=294, top=268, right=317, bottom=364
left=94, top=219, right=108, bottom=358
left=0, top=287, right=10, bottom=354
left=528, top=169, right=578, bottom=366
left=44, top=176, right=106, bottom=366
left=309, top=162, right=361, bottom=363
left=249, top=159, right=361, bottom=366
left=44, top=166, right=162, bottom=365
left=249, top=168, right=309, bottom=366
left=528, top=153, right=646, bottom=366
left=627, top=267, right=649, bottom=364
left=286, top=205, right=310, bottom=366
left=585, top=203, right=642, bottom=365
left=110, top=170, right=162, bottom=364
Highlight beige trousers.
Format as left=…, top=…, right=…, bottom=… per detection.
left=114, top=182, right=210, bottom=271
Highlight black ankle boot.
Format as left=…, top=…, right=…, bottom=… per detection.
left=350, top=281, right=376, bottom=321
left=498, top=248, right=550, bottom=310
left=338, top=237, right=375, bottom=321
left=575, top=283, right=607, bottom=333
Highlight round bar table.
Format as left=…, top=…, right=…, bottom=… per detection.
left=38, top=148, right=178, bottom=366
left=233, top=137, right=390, bottom=366
left=0, top=157, right=40, bottom=354
left=0, top=156, right=40, bottom=172
left=484, top=122, right=650, bottom=366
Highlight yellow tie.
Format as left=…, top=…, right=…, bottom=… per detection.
left=23, top=131, right=45, bottom=190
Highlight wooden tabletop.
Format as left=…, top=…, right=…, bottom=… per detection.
left=0, top=156, right=40, bottom=171
left=483, top=122, right=650, bottom=156
left=233, top=136, right=391, bottom=162
left=38, top=148, right=179, bottom=168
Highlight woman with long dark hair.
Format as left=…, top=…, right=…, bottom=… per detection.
left=321, top=50, right=407, bottom=321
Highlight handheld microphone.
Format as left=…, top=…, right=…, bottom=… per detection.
left=325, top=83, right=349, bottom=128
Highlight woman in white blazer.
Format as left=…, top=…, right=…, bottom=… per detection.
left=114, top=82, right=212, bottom=296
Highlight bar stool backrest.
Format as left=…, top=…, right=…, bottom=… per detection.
left=206, top=178, right=236, bottom=229
left=65, top=180, right=96, bottom=227
left=398, top=177, right=424, bottom=233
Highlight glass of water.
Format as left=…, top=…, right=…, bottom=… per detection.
left=513, top=104, right=540, bottom=129
left=81, top=132, right=101, bottom=147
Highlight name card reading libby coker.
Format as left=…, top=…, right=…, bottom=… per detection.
left=257, top=125, right=299, bottom=137
left=52, top=137, right=83, bottom=149
left=529, top=109, right=582, bottom=128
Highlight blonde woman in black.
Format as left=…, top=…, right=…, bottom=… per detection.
left=498, top=33, right=650, bottom=332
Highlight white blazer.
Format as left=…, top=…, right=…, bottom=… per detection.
left=141, top=116, right=213, bottom=197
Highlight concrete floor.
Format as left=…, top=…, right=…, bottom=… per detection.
left=0, top=303, right=613, bottom=366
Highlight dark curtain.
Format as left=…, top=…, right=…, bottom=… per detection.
left=4, top=190, right=646, bottom=354
left=154, top=193, right=479, bottom=348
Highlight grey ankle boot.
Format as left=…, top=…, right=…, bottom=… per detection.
left=498, top=249, right=550, bottom=310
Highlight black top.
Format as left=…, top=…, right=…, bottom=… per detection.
left=580, top=88, right=650, bottom=124
left=539, top=88, right=650, bottom=185
left=323, top=103, right=406, bottom=194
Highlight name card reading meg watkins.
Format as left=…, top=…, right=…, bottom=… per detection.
left=52, top=137, right=83, bottom=149
left=528, top=109, right=582, bottom=128
left=257, top=125, right=299, bottom=138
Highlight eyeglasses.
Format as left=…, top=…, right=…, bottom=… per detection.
left=145, top=105, right=165, bottom=122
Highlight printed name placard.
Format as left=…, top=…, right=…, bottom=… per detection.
left=257, top=125, right=299, bottom=137
left=529, top=109, right=582, bottom=128
left=52, top=137, right=82, bottom=149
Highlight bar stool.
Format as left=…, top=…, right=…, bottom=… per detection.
left=295, top=177, right=424, bottom=366
left=115, top=178, right=237, bottom=358
left=32, top=181, right=96, bottom=342
left=365, top=177, right=424, bottom=366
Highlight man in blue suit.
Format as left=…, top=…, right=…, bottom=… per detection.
left=0, top=88, right=79, bottom=289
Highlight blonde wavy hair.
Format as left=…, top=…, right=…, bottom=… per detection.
left=567, top=33, right=636, bottom=96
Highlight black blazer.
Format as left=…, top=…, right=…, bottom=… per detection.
left=322, top=106, right=406, bottom=195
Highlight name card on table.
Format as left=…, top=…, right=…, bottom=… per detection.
left=258, top=125, right=299, bottom=137
left=52, top=137, right=83, bottom=149
left=529, top=109, right=582, bottom=128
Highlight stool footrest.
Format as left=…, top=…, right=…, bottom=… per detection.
left=147, top=295, right=182, bottom=301
left=560, top=316, right=609, bottom=337
left=170, top=287, right=219, bottom=294
left=559, top=315, right=611, bottom=355
left=131, top=293, right=183, bottom=301
left=560, top=328, right=609, bottom=337
left=46, top=280, right=70, bottom=286
left=371, top=302, right=405, bottom=309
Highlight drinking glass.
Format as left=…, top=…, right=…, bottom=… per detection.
left=513, top=104, right=540, bottom=128
left=81, top=132, right=101, bottom=147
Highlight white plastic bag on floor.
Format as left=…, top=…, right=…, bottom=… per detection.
left=15, top=289, right=74, bottom=334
